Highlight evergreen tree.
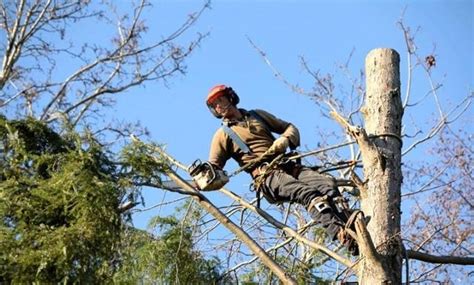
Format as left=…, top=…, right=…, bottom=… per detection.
left=0, top=117, right=226, bottom=283
left=0, top=117, right=122, bottom=283
left=114, top=216, right=224, bottom=284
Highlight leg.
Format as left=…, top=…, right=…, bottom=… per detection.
left=260, top=167, right=359, bottom=255
left=297, top=168, right=347, bottom=241
left=296, top=168, right=352, bottom=225
left=298, top=168, right=360, bottom=255
left=261, top=168, right=343, bottom=240
left=295, top=167, right=341, bottom=205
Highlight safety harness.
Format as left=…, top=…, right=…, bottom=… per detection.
left=221, top=110, right=280, bottom=207
left=220, top=110, right=302, bottom=208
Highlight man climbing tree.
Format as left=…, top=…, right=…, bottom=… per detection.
left=197, top=84, right=360, bottom=255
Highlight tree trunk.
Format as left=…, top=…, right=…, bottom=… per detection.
left=359, top=48, right=403, bottom=284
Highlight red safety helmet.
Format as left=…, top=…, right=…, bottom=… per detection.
left=206, top=84, right=240, bottom=118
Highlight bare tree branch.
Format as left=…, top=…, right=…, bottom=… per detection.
left=402, top=93, right=473, bottom=156
left=406, top=250, right=474, bottom=265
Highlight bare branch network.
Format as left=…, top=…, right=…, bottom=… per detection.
left=1, top=0, right=210, bottom=129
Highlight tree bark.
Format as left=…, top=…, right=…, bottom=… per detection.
left=359, top=48, right=403, bottom=284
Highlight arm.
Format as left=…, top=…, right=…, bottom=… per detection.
left=281, top=123, right=300, bottom=150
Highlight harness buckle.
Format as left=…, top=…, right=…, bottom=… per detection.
left=308, top=195, right=331, bottom=213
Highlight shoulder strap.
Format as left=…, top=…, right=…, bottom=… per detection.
left=221, top=123, right=252, bottom=154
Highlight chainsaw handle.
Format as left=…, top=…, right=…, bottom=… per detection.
left=188, top=159, right=203, bottom=176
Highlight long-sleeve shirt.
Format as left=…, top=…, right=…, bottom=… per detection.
left=208, top=108, right=300, bottom=171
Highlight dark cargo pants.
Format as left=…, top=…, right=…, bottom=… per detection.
left=260, top=166, right=345, bottom=240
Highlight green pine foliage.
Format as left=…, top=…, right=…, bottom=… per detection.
left=114, top=215, right=223, bottom=284
left=0, top=116, right=122, bottom=283
left=120, top=139, right=169, bottom=187
left=0, top=117, right=227, bottom=284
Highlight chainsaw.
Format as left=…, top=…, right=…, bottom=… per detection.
left=188, top=159, right=229, bottom=191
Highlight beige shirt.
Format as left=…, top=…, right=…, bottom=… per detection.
left=208, top=109, right=300, bottom=171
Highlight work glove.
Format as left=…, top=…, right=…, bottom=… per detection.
left=266, top=136, right=290, bottom=156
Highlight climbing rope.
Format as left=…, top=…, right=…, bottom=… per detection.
left=283, top=132, right=402, bottom=164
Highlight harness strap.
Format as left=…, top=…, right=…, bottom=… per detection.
left=221, top=124, right=251, bottom=154
left=256, top=187, right=261, bottom=208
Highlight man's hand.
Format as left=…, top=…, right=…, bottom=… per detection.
left=266, top=136, right=290, bottom=155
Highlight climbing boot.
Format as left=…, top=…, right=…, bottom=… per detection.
left=339, top=210, right=364, bottom=256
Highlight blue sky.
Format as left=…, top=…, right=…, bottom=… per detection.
left=111, top=0, right=473, bottom=229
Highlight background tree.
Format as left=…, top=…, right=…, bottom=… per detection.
left=114, top=207, right=226, bottom=284
left=0, top=0, right=225, bottom=283
left=0, top=117, right=123, bottom=282
left=402, top=129, right=473, bottom=283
